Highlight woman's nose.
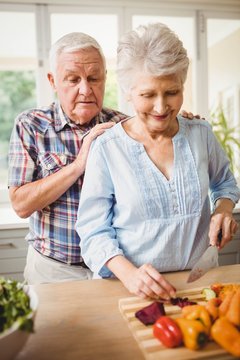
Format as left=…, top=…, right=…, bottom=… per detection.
left=154, top=98, right=169, bottom=114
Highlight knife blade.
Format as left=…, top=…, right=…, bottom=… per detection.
left=187, top=229, right=222, bottom=283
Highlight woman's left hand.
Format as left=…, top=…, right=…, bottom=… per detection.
left=208, top=199, right=238, bottom=249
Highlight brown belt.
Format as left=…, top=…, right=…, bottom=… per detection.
left=38, top=249, right=89, bottom=269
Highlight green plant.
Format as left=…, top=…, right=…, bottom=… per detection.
left=210, top=107, right=240, bottom=174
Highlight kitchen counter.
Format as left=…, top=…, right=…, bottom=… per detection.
left=16, top=264, right=240, bottom=360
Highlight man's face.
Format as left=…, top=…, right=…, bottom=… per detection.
left=48, top=47, right=106, bottom=125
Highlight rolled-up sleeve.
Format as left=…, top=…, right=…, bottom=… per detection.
left=8, top=114, right=38, bottom=187
left=76, top=141, right=123, bottom=277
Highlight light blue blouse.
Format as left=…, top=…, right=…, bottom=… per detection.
left=76, top=116, right=240, bottom=277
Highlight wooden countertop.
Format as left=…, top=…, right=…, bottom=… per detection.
left=16, top=264, right=240, bottom=360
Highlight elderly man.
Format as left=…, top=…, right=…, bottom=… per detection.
left=8, top=32, right=197, bottom=285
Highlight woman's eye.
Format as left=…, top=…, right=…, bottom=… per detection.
left=168, top=90, right=179, bottom=96
left=141, top=94, right=152, bottom=98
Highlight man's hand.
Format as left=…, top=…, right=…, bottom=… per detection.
left=74, top=122, right=115, bottom=173
left=180, top=109, right=205, bottom=120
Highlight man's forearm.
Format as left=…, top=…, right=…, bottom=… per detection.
left=9, top=160, right=83, bottom=218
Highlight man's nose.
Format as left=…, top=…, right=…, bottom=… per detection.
left=78, top=80, right=92, bottom=96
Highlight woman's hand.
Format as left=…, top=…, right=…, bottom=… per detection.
left=106, top=255, right=176, bottom=300
left=208, top=199, right=238, bottom=249
left=124, top=263, right=176, bottom=300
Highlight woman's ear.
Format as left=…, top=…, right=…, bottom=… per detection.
left=47, top=72, right=57, bottom=91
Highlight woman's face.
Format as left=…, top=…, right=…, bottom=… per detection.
left=129, top=73, right=184, bottom=134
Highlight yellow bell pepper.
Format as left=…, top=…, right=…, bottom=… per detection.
left=211, top=317, right=240, bottom=357
left=175, top=318, right=208, bottom=350
left=181, top=304, right=212, bottom=334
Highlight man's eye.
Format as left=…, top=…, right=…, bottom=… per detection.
left=68, top=78, right=79, bottom=83
left=88, top=77, right=98, bottom=82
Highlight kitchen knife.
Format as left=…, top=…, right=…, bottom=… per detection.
left=187, top=229, right=222, bottom=283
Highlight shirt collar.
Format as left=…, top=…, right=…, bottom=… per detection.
left=54, top=101, right=71, bottom=132
left=54, top=100, right=101, bottom=134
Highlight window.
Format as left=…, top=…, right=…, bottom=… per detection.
left=207, top=17, right=240, bottom=182
left=0, top=8, right=37, bottom=191
left=0, top=2, right=240, bottom=207
left=49, top=8, right=119, bottom=109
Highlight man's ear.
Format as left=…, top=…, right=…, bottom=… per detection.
left=47, top=72, right=57, bottom=91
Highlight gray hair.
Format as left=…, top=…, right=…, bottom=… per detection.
left=49, top=32, right=106, bottom=74
left=117, top=23, right=189, bottom=94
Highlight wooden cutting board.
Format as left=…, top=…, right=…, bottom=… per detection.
left=119, top=286, right=235, bottom=360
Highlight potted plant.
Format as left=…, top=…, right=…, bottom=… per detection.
left=210, top=107, right=240, bottom=177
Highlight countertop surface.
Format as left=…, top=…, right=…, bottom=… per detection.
left=16, top=264, right=240, bottom=360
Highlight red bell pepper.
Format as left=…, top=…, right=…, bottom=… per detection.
left=153, top=316, right=183, bottom=348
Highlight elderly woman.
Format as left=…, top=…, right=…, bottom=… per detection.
left=76, top=23, right=240, bottom=299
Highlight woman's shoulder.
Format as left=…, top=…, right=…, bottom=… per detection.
left=178, top=115, right=212, bottom=132
left=91, top=120, right=126, bottom=151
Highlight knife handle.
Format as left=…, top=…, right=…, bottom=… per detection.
left=217, top=229, right=222, bottom=246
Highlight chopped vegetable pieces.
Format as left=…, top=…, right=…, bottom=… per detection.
left=202, top=288, right=216, bottom=301
left=135, top=301, right=165, bottom=325
left=170, top=297, right=197, bottom=308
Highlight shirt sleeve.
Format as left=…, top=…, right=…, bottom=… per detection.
left=76, top=140, right=123, bottom=277
left=207, top=126, right=240, bottom=205
left=8, top=113, right=38, bottom=187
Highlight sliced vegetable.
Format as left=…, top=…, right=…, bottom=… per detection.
left=175, top=318, right=208, bottom=350
left=181, top=304, right=212, bottom=334
left=170, top=297, right=196, bottom=308
left=202, top=288, right=216, bottom=301
left=153, top=316, right=183, bottom=348
left=211, top=317, right=240, bottom=357
left=135, top=301, right=165, bottom=325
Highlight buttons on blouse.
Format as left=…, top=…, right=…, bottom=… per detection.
left=169, top=181, right=179, bottom=214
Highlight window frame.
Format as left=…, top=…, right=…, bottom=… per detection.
left=0, top=1, right=240, bottom=206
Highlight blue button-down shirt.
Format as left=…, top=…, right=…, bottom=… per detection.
left=76, top=116, right=240, bottom=276
left=8, top=100, right=127, bottom=264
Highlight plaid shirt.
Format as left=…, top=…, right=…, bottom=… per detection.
left=8, top=101, right=127, bottom=264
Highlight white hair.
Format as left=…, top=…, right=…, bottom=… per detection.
left=117, top=23, right=189, bottom=94
left=49, top=32, right=106, bottom=75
